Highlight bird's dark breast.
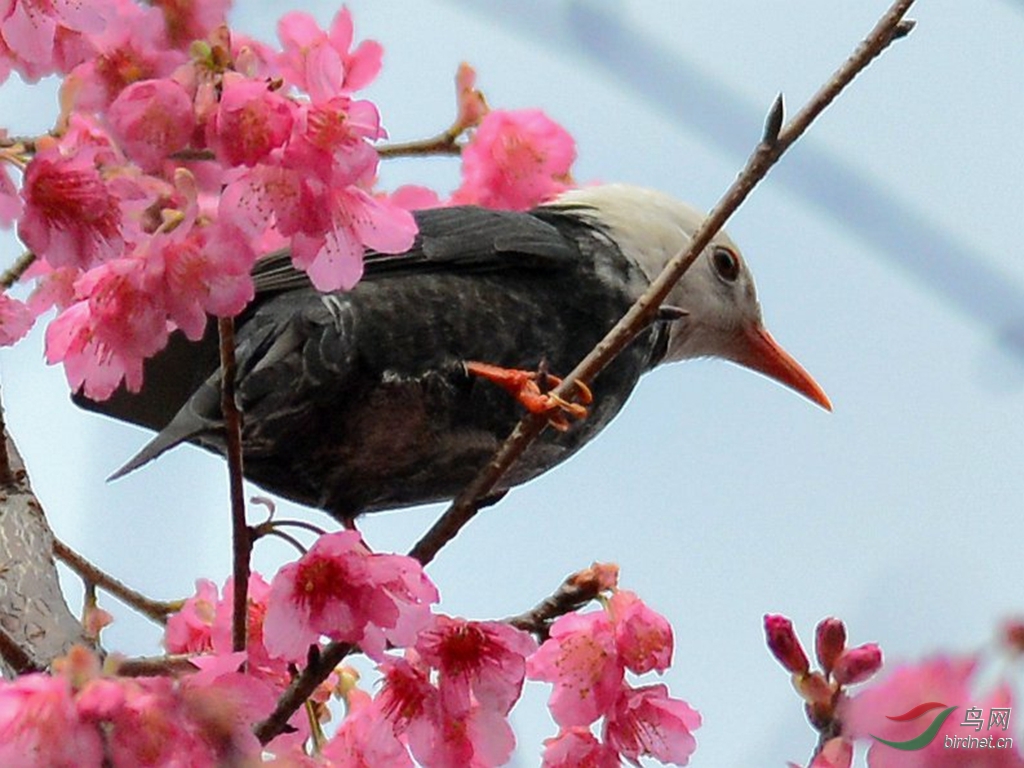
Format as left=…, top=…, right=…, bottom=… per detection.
left=238, top=260, right=658, bottom=518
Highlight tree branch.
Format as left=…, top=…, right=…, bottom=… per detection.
left=254, top=641, right=354, bottom=745
left=113, top=653, right=199, bottom=678
left=504, top=563, right=617, bottom=641
left=52, top=538, right=180, bottom=624
left=0, top=252, right=35, bottom=291
left=376, top=127, right=463, bottom=158
left=217, top=317, right=251, bottom=655
left=0, top=385, right=87, bottom=675
left=408, top=0, right=916, bottom=567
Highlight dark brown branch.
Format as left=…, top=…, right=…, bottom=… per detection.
left=0, top=252, right=35, bottom=291
left=53, top=538, right=180, bottom=624
left=377, top=128, right=463, bottom=158
left=113, top=653, right=199, bottom=678
left=408, top=0, right=916, bottom=567
left=254, top=641, right=353, bottom=745
left=504, top=565, right=616, bottom=641
left=217, top=317, right=251, bottom=655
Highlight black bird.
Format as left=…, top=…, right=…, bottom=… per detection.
left=76, top=184, right=831, bottom=522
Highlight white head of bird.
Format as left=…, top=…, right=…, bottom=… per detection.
left=549, top=184, right=832, bottom=410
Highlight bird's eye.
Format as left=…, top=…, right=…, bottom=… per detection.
left=712, top=247, right=740, bottom=282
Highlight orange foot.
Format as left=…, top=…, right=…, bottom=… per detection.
left=465, top=361, right=593, bottom=431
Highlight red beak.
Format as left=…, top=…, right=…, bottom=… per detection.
left=734, top=325, right=832, bottom=411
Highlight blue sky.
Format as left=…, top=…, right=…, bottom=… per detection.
left=1, top=1, right=1022, bottom=765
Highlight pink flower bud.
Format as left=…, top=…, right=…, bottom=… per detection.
left=765, top=614, right=810, bottom=674
left=793, top=671, right=833, bottom=706
left=1001, top=618, right=1024, bottom=655
left=569, top=562, right=619, bottom=593
left=832, top=643, right=882, bottom=685
left=815, top=617, right=847, bottom=675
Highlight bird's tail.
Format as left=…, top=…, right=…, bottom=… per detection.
left=107, top=378, right=222, bottom=481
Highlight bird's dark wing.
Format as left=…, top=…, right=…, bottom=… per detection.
left=251, top=205, right=578, bottom=294
left=86, top=205, right=587, bottom=479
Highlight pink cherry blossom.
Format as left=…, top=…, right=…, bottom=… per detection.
left=297, top=96, right=385, bottom=155
left=527, top=609, right=623, bottom=727
left=765, top=614, right=811, bottom=675
left=106, top=77, right=195, bottom=171
left=408, top=700, right=515, bottom=768
left=45, top=254, right=171, bottom=399
left=454, top=62, right=488, bottom=131
left=815, top=617, right=847, bottom=676
left=0, top=0, right=107, bottom=81
left=841, top=655, right=1024, bottom=768
left=152, top=219, right=256, bottom=340
left=0, top=149, right=21, bottom=226
left=377, top=656, right=436, bottom=734
left=415, top=615, right=536, bottom=716
left=390, top=184, right=442, bottom=211
left=831, top=642, right=882, bottom=686
left=289, top=183, right=417, bottom=292
left=603, top=683, right=701, bottom=766
left=219, top=162, right=321, bottom=241
left=183, top=652, right=282, bottom=759
left=322, top=691, right=413, bottom=768
left=788, top=737, right=854, bottom=768
left=148, top=0, right=231, bottom=50
left=45, top=301, right=140, bottom=398
left=542, top=727, right=619, bottom=768
left=62, top=2, right=185, bottom=111
left=608, top=589, right=673, bottom=675
left=0, top=673, right=104, bottom=766
left=0, top=292, right=34, bottom=346
left=165, top=578, right=219, bottom=654
left=19, top=140, right=124, bottom=270
left=207, top=73, right=295, bottom=167
left=263, top=530, right=438, bottom=662
left=26, top=261, right=78, bottom=313
left=276, top=8, right=382, bottom=102
left=453, top=108, right=576, bottom=211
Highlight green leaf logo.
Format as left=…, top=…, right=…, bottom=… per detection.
left=872, top=704, right=958, bottom=751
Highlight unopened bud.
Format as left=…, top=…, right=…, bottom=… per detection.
left=833, top=643, right=883, bottom=685
left=815, top=617, right=847, bottom=676
left=1000, top=618, right=1024, bottom=656
left=765, top=614, right=810, bottom=674
left=793, top=670, right=834, bottom=706
left=569, top=562, right=619, bottom=593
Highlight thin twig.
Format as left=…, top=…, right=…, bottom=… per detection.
left=503, top=568, right=614, bottom=641
left=254, top=641, right=353, bottom=745
left=113, top=653, right=199, bottom=678
left=408, top=0, right=916, bottom=567
left=0, top=252, right=34, bottom=292
left=218, top=317, right=251, bottom=655
left=377, top=127, right=463, bottom=158
left=53, top=538, right=181, bottom=624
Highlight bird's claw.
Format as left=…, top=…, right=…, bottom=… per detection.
left=465, top=361, right=592, bottom=431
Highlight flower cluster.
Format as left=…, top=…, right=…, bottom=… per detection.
left=0, top=1, right=581, bottom=401
left=0, top=645, right=266, bottom=766
left=528, top=589, right=701, bottom=766
left=765, top=614, right=883, bottom=768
